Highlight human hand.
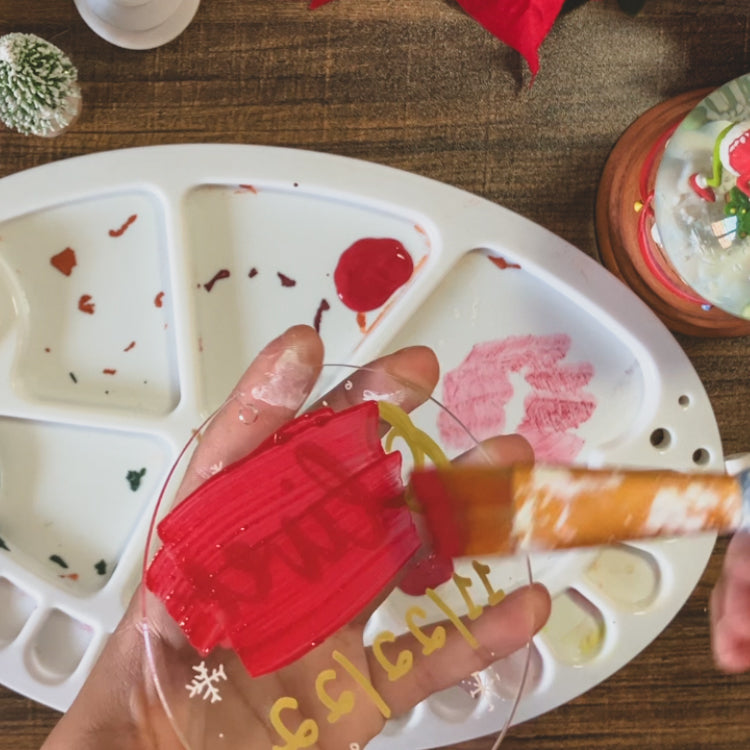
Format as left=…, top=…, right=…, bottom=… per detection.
left=711, top=531, right=750, bottom=673
left=43, top=324, right=550, bottom=750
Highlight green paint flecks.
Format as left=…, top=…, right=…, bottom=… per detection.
left=94, top=559, right=107, bottom=575
left=0, top=536, right=9, bottom=551
left=49, top=554, right=68, bottom=568
left=127, top=467, right=147, bottom=491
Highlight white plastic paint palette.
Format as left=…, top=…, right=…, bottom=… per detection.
left=0, top=146, right=722, bottom=748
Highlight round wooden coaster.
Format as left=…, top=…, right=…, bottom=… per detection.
left=595, top=88, right=750, bottom=337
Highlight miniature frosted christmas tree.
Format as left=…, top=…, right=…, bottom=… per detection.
left=0, top=33, right=82, bottom=137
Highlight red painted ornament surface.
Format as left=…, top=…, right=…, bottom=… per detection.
left=146, top=401, right=419, bottom=677
left=334, top=237, right=414, bottom=313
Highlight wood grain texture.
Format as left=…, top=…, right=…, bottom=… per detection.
left=1, top=0, right=750, bottom=748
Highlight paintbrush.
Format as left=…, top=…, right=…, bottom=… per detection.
left=408, top=464, right=750, bottom=557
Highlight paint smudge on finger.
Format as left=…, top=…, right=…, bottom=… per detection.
left=439, top=334, right=596, bottom=463
left=250, top=348, right=315, bottom=411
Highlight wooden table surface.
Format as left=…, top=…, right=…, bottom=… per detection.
left=1, top=1, right=749, bottom=748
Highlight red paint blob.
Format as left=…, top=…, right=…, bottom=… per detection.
left=398, top=551, right=454, bottom=595
left=489, top=255, right=521, bottom=270
left=146, top=402, right=418, bottom=677
left=154, top=291, right=165, bottom=308
left=50, top=247, right=77, bottom=276
left=109, top=214, right=138, bottom=238
left=124, top=341, right=136, bottom=352
left=248, top=267, right=258, bottom=278
left=102, top=368, right=117, bottom=375
left=78, top=295, right=95, bottom=314
left=204, top=269, right=230, bottom=292
left=334, top=237, right=414, bottom=312
left=277, top=272, right=297, bottom=287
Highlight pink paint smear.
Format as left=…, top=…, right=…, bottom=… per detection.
left=438, top=334, right=596, bottom=463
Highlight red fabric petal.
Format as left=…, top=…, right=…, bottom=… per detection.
left=453, top=0, right=566, bottom=75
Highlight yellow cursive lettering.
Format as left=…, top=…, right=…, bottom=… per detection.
left=452, top=572, right=484, bottom=620
left=472, top=559, right=505, bottom=606
left=269, top=696, right=319, bottom=750
left=315, top=669, right=355, bottom=724
left=405, top=605, right=446, bottom=655
left=372, top=630, right=413, bottom=681
left=332, top=650, right=391, bottom=718
left=426, top=588, right=480, bottom=649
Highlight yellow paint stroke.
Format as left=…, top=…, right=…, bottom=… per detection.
left=405, top=606, right=446, bottom=655
left=472, top=560, right=506, bottom=606
left=270, top=697, right=319, bottom=750
left=426, top=588, right=480, bottom=649
left=372, top=630, right=413, bottom=681
left=315, top=669, right=355, bottom=724
left=378, top=400, right=450, bottom=513
left=332, top=650, right=392, bottom=719
left=452, top=572, right=484, bottom=620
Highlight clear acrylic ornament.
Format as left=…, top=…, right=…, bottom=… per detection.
left=140, top=363, right=536, bottom=750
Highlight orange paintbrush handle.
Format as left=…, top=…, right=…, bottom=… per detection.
left=410, top=464, right=748, bottom=557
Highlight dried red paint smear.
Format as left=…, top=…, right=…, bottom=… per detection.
left=124, top=341, right=136, bottom=352
left=146, top=401, right=418, bottom=676
left=78, top=295, right=95, bottom=314
left=238, top=184, right=258, bottom=194
left=50, top=247, right=77, bottom=276
left=204, top=269, right=230, bottom=292
left=313, top=298, right=330, bottom=333
left=103, top=368, right=117, bottom=375
left=277, top=272, right=296, bottom=287
left=334, top=237, right=414, bottom=312
left=489, top=255, right=521, bottom=270
left=154, top=291, right=165, bottom=308
left=248, top=267, right=258, bottom=278
left=439, top=334, right=596, bottom=463
left=109, top=214, right=138, bottom=237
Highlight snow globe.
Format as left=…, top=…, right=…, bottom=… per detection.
left=597, top=72, right=750, bottom=336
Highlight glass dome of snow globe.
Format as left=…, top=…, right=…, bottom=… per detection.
left=654, top=72, right=750, bottom=319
